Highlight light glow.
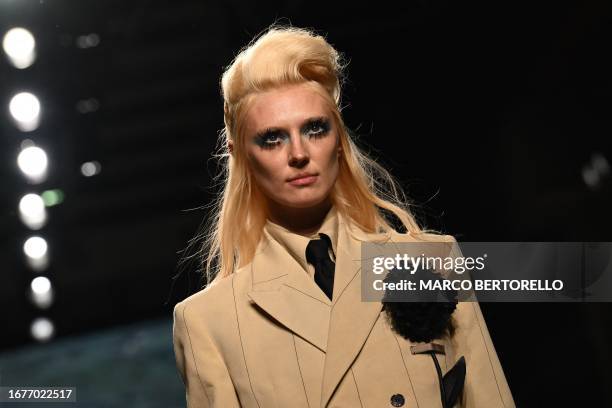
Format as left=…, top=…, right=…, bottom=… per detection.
left=17, top=145, right=48, bottom=183
left=30, top=317, right=54, bottom=342
left=18, top=193, right=47, bottom=229
left=9, top=92, right=41, bottom=131
left=2, top=27, right=36, bottom=69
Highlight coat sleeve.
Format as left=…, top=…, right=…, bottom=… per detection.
left=173, top=300, right=242, bottom=408
left=444, top=237, right=516, bottom=408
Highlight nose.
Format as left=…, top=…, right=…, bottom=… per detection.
left=288, top=134, right=309, bottom=167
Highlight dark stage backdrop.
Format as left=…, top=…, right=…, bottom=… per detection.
left=1, top=0, right=611, bottom=406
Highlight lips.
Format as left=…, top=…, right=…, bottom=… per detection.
left=287, top=173, right=318, bottom=186
left=287, top=173, right=317, bottom=182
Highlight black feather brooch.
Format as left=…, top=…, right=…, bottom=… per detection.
left=381, top=265, right=466, bottom=408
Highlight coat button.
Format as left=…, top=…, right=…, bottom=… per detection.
left=390, top=393, right=405, bottom=407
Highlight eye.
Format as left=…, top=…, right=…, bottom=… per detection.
left=262, top=134, right=281, bottom=147
left=255, top=130, right=285, bottom=149
left=305, top=119, right=330, bottom=138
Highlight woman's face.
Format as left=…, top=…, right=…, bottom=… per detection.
left=240, top=83, right=341, bottom=210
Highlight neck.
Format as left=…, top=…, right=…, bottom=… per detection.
left=266, top=197, right=333, bottom=236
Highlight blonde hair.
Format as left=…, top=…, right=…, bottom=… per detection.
left=193, top=25, right=439, bottom=287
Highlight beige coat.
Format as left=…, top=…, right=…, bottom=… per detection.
left=173, top=210, right=515, bottom=407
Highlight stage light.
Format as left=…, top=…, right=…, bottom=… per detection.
left=24, top=236, right=47, bottom=259
left=582, top=152, right=611, bottom=190
left=41, top=189, right=64, bottom=206
left=9, top=92, right=41, bottom=131
left=76, top=33, right=100, bottom=49
left=17, top=145, right=48, bottom=183
left=31, top=276, right=51, bottom=294
left=80, top=160, right=101, bottom=177
left=30, top=276, right=54, bottom=309
left=18, top=193, right=47, bottom=230
left=30, top=317, right=54, bottom=342
left=2, top=27, right=36, bottom=69
left=23, top=236, right=49, bottom=271
left=76, top=98, right=100, bottom=114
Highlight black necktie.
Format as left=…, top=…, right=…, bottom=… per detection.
left=305, top=233, right=335, bottom=301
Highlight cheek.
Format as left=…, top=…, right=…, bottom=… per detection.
left=326, top=158, right=340, bottom=185
left=321, top=136, right=341, bottom=175
left=248, top=152, right=284, bottom=182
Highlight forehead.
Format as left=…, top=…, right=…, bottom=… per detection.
left=244, top=83, right=330, bottom=132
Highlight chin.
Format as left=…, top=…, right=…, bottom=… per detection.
left=277, top=195, right=328, bottom=210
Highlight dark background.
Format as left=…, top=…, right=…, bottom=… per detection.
left=1, top=0, right=611, bottom=406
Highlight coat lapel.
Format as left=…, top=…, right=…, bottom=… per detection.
left=247, top=230, right=331, bottom=353
left=245, top=213, right=395, bottom=408
left=319, top=217, right=394, bottom=408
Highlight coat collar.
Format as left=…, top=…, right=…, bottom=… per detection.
left=246, top=208, right=394, bottom=407
left=263, top=205, right=339, bottom=279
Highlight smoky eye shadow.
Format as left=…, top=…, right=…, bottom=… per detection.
left=252, top=117, right=331, bottom=147
left=301, top=117, right=331, bottom=134
left=254, top=128, right=286, bottom=147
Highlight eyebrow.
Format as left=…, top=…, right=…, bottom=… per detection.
left=253, top=116, right=330, bottom=140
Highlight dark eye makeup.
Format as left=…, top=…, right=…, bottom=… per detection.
left=303, top=117, right=331, bottom=136
left=254, top=117, right=331, bottom=149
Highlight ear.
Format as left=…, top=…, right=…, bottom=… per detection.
left=228, top=139, right=234, bottom=155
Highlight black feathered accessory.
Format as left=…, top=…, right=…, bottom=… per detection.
left=381, top=266, right=466, bottom=408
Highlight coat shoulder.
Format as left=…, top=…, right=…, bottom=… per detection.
left=174, top=264, right=252, bottom=324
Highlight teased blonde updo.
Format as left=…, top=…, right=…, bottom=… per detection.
left=222, top=27, right=343, bottom=136
left=189, top=25, right=437, bottom=287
